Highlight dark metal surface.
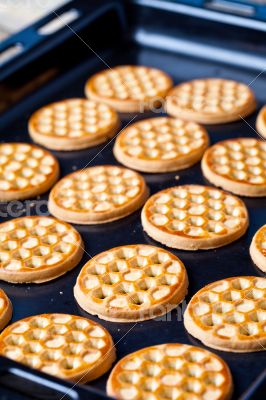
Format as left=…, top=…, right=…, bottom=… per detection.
left=0, top=1, right=265, bottom=399
left=0, top=355, right=110, bottom=399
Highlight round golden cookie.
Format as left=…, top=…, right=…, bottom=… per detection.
left=184, top=276, right=266, bottom=352
left=166, top=78, right=256, bottom=124
left=0, top=313, right=116, bottom=382
left=202, top=138, right=266, bottom=197
left=0, top=143, right=59, bottom=201
left=48, top=165, right=149, bottom=225
left=85, top=65, right=173, bottom=113
left=141, top=185, right=248, bottom=250
left=107, top=343, right=233, bottom=400
left=113, top=117, right=209, bottom=173
left=0, top=289, right=12, bottom=331
left=74, top=244, right=188, bottom=322
left=256, top=105, right=266, bottom=139
left=250, top=225, right=266, bottom=272
left=0, top=216, right=84, bottom=283
left=28, top=99, right=120, bottom=151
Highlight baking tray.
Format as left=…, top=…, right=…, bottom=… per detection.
left=0, top=0, right=265, bottom=399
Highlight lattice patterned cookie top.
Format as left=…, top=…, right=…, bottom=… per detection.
left=74, top=245, right=188, bottom=321
left=114, top=117, right=209, bottom=172
left=202, top=138, right=266, bottom=186
left=85, top=66, right=173, bottom=111
left=0, top=143, right=59, bottom=199
left=107, top=343, right=233, bottom=400
left=0, top=217, right=83, bottom=282
left=0, top=314, right=115, bottom=382
left=184, top=276, right=266, bottom=352
left=29, top=99, right=119, bottom=140
left=50, top=166, right=144, bottom=212
left=166, top=79, right=256, bottom=124
left=142, top=185, right=248, bottom=250
left=49, top=165, right=148, bottom=224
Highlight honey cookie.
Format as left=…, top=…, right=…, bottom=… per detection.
left=48, top=165, right=149, bottom=224
left=0, top=289, right=12, bottom=330
left=250, top=225, right=266, bottom=272
left=166, top=78, right=256, bottom=124
left=184, top=276, right=266, bottom=352
left=256, top=105, right=266, bottom=139
left=107, top=343, right=233, bottom=400
left=141, top=185, right=248, bottom=250
left=0, top=217, right=83, bottom=283
left=85, top=65, right=173, bottom=113
left=0, top=143, right=59, bottom=201
left=74, top=244, right=188, bottom=322
left=202, top=138, right=266, bottom=197
left=0, top=313, right=116, bottom=382
left=28, top=99, right=120, bottom=151
left=113, top=117, right=209, bottom=172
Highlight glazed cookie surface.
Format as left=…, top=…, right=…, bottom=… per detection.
left=85, top=65, right=173, bottom=112
left=0, top=313, right=116, bottom=382
left=184, top=276, right=266, bottom=352
left=141, top=185, right=248, bottom=250
left=74, top=244, right=188, bottom=322
left=114, top=117, right=209, bottom=172
left=107, top=343, right=233, bottom=400
left=49, top=165, right=149, bottom=224
left=29, top=99, right=120, bottom=150
left=202, top=138, right=266, bottom=197
left=166, top=78, right=256, bottom=124
left=0, top=143, right=59, bottom=201
left=0, top=216, right=84, bottom=283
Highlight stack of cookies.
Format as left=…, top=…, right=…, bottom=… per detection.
left=0, top=65, right=265, bottom=399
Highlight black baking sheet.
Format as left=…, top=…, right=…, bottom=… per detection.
left=0, top=2, right=266, bottom=399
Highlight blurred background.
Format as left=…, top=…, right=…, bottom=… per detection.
left=0, top=0, right=70, bottom=40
